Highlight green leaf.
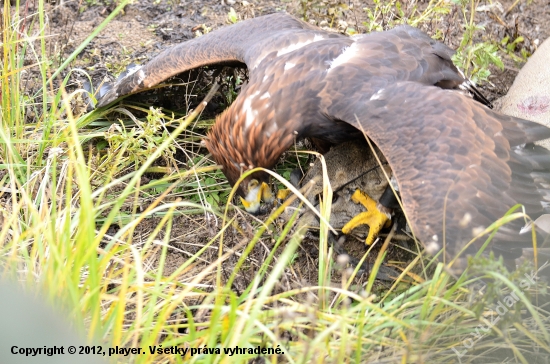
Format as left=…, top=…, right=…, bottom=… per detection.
left=227, top=7, right=238, bottom=24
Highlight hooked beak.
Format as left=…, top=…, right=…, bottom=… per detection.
left=240, top=181, right=274, bottom=214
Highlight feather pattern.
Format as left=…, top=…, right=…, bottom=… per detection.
left=96, top=13, right=550, bottom=271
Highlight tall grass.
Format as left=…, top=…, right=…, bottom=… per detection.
left=1, top=1, right=549, bottom=363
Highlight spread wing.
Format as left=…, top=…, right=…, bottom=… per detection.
left=96, top=13, right=342, bottom=107
left=324, top=81, right=550, bottom=269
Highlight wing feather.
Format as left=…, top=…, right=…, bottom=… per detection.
left=96, top=13, right=341, bottom=107
left=324, top=81, right=550, bottom=268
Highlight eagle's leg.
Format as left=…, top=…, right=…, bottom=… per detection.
left=341, top=189, right=392, bottom=245
left=276, top=169, right=304, bottom=201
left=276, top=189, right=292, bottom=200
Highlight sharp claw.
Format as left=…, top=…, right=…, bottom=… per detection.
left=260, top=182, right=274, bottom=204
left=276, top=188, right=291, bottom=200
left=342, top=189, right=391, bottom=245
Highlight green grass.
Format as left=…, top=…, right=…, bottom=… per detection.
left=1, top=1, right=549, bottom=363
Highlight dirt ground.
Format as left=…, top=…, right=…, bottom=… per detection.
left=12, top=0, right=550, bottom=295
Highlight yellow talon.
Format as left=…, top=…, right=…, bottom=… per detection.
left=241, top=180, right=273, bottom=212
left=342, top=189, right=391, bottom=245
left=277, top=188, right=291, bottom=200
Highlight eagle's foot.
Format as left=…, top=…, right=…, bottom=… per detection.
left=341, top=189, right=391, bottom=245
left=276, top=188, right=292, bottom=200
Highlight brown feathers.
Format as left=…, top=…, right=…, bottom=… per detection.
left=96, top=13, right=550, bottom=271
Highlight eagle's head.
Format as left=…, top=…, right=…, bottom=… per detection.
left=204, top=149, right=274, bottom=214
left=203, top=107, right=295, bottom=214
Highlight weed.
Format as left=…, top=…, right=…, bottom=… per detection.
left=104, top=107, right=176, bottom=172
left=363, top=0, right=449, bottom=32
left=221, top=73, right=243, bottom=106
left=500, top=35, right=531, bottom=63
left=227, top=7, right=239, bottom=24
left=450, top=0, right=505, bottom=83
